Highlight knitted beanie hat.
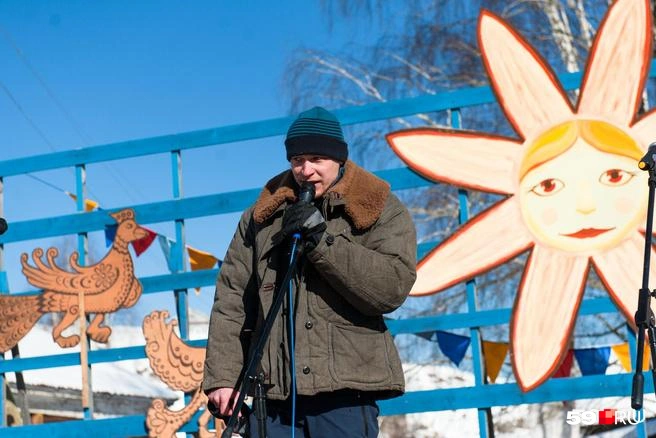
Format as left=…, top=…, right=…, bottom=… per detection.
left=284, top=106, right=348, bottom=162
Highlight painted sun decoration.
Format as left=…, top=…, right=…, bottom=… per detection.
left=387, top=0, right=656, bottom=391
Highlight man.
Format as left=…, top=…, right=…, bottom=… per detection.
left=203, top=106, right=417, bottom=437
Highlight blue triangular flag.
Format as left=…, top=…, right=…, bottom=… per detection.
left=104, top=224, right=118, bottom=247
left=436, top=331, right=471, bottom=366
left=158, top=235, right=178, bottom=272
left=574, top=347, right=610, bottom=376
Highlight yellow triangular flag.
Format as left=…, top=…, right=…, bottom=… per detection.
left=613, top=344, right=632, bottom=371
left=187, top=246, right=218, bottom=271
left=84, top=199, right=99, bottom=212
left=187, top=246, right=218, bottom=294
left=612, top=343, right=650, bottom=372
left=482, top=341, right=509, bottom=383
left=66, top=192, right=99, bottom=212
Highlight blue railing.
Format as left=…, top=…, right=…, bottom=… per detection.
left=1, top=62, right=654, bottom=436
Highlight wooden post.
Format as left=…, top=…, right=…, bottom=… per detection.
left=78, top=289, right=89, bottom=409
left=75, top=165, right=92, bottom=417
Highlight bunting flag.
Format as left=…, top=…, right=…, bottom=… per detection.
left=482, top=341, right=509, bottom=383
left=435, top=331, right=471, bottom=367
left=187, top=246, right=219, bottom=271
left=553, top=350, right=574, bottom=378
left=131, top=227, right=158, bottom=257
left=612, top=343, right=650, bottom=372
left=413, top=331, right=642, bottom=377
left=187, top=245, right=220, bottom=294
left=104, top=224, right=118, bottom=248
left=66, top=192, right=99, bottom=212
left=574, top=347, right=611, bottom=376
left=158, top=235, right=178, bottom=272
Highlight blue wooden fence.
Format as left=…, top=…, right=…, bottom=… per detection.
left=1, top=62, right=655, bottom=437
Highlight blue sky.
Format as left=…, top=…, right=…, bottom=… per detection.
left=0, top=1, right=384, bottom=319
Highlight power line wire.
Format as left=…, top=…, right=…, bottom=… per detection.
left=0, top=25, right=146, bottom=204
left=0, top=25, right=93, bottom=145
left=0, top=80, right=105, bottom=201
left=0, top=80, right=58, bottom=152
left=24, top=174, right=66, bottom=193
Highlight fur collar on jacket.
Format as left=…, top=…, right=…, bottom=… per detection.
left=252, top=160, right=390, bottom=230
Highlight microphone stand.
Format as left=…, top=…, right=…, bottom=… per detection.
left=631, top=161, right=656, bottom=409
left=219, top=238, right=305, bottom=438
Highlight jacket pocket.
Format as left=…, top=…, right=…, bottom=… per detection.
left=328, top=324, right=392, bottom=385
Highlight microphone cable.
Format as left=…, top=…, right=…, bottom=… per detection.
left=288, top=236, right=300, bottom=438
left=287, top=181, right=313, bottom=437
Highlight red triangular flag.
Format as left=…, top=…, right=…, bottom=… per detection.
left=132, top=227, right=157, bottom=256
left=553, top=350, right=574, bottom=378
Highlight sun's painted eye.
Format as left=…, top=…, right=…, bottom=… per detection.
left=599, top=169, right=634, bottom=186
left=530, top=178, right=564, bottom=196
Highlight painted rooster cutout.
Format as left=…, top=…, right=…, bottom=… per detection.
left=143, top=310, right=221, bottom=438
left=0, top=209, right=147, bottom=351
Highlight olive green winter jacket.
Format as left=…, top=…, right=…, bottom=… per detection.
left=202, top=160, right=417, bottom=400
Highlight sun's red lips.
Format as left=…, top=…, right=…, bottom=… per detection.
left=561, top=228, right=615, bottom=239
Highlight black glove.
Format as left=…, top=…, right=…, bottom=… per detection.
left=272, top=202, right=326, bottom=249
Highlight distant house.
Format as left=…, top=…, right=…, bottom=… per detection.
left=7, top=381, right=176, bottom=425
left=3, top=322, right=183, bottom=426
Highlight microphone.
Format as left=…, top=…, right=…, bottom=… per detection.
left=298, top=182, right=315, bottom=204
left=271, top=183, right=316, bottom=247
left=291, top=183, right=315, bottom=244
left=0, top=218, right=7, bottom=235
left=638, top=143, right=656, bottom=171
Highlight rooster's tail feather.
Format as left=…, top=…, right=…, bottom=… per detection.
left=0, top=295, right=42, bottom=352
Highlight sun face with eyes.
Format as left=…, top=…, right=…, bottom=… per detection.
left=518, top=121, right=648, bottom=253
left=386, top=0, right=656, bottom=392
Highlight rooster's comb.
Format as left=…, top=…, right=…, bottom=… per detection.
left=110, top=208, right=135, bottom=224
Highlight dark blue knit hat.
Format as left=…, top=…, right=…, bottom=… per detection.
left=285, top=106, right=348, bottom=162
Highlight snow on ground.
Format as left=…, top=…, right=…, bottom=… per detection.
left=2, top=309, right=214, bottom=399
left=387, top=362, right=656, bottom=438
left=6, top=312, right=655, bottom=437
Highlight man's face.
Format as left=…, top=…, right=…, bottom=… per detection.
left=290, top=154, right=341, bottom=198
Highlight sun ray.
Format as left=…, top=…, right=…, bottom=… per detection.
left=478, top=10, right=573, bottom=141
left=511, top=245, right=589, bottom=391
left=412, top=198, right=533, bottom=296
left=387, top=129, right=521, bottom=195
left=591, top=232, right=656, bottom=325
left=577, top=0, right=651, bottom=126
